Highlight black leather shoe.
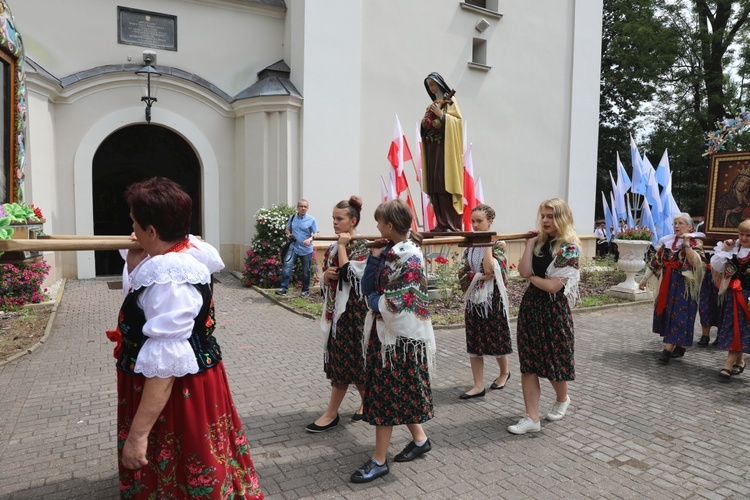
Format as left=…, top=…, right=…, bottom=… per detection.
left=671, top=346, right=686, bottom=358
left=350, top=459, right=389, bottom=483
left=490, top=372, right=511, bottom=390
left=659, top=349, right=671, bottom=363
left=394, top=439, right=432, bottom=462
left=351, top=412, right=364, bottom=422
left=697, top=336, right=710, bottom=347
left=459, top=389, right=485, bottom=399
left=305, top=414, right=339, bottom=433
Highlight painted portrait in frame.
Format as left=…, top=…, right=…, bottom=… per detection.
left=705, top=151, right=750, bottom=241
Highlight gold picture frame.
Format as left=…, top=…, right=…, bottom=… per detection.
left=705, top=151, right=750, bottom=241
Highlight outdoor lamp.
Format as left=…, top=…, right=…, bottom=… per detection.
left=135, top=50, right=161, bottom=123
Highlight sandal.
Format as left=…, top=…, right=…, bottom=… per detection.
left=731, top=363, right=746, bottom=376
left=719, top=368, right=732, bottom=382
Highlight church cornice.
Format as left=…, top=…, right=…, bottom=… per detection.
left=182, top=0, right=286, bottom=18
left=24, top=60, right=301, bottom=107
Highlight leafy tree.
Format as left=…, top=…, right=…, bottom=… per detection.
left=646, top=0, right=750, bottom=215
left=597, top=0, right=679, bottom=216
left=598, top=0, right=750, bottom=217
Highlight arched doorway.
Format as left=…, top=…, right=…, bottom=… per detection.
left=92, top=125, right=202, bottom=275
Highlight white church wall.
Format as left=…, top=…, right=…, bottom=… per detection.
left=292, top=0, right=601, bottom=237
left=12, top=0, right=286, bottom=96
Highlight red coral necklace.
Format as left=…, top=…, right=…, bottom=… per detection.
left=164, top=238, right=190, bottom=254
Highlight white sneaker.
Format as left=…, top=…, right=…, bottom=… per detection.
left=546, top=395, right=571, bottom=421
left=507, top=416, right=541, bottom=435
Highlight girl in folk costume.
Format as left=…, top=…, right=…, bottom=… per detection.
left=307, top=197, right=369, bottom=432
left=709, top=219, right=750, bottom=381
left=638, top=213, right=705, bottom=363
left=109, top=177, right=262, bottom=499
left=352, top=199, right=436, bottom=483
left=508, top=198, right=580, bottom=435
left=457, top=204, right=513, bottom=399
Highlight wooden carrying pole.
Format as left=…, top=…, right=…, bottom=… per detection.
left=316, top=231, right=536, bottom=248
left=0, top=235, right=141, bottom=252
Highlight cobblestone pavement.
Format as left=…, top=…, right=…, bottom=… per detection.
left=1, top=273, right=749, bottom=499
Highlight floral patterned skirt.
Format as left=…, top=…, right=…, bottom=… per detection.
left=117, top=361, right=263, bottom=499
left=652, top=273, right=698, bottom=346
left=716, top=289, right=750, bottom=353
left=363, top=327, right=433, bottom=426
left=698, top=272, right=720, bottom=328
left=516, top=284, right=575, bottom=381
left=323, top=305, right=366, bottom=385
left=464, top=285, right=512, bottom=356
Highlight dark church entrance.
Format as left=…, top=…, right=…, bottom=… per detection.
left=92, top=125, right=202, bottom=276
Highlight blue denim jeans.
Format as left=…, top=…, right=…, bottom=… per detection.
left=280, top=249, right=312, bottom=292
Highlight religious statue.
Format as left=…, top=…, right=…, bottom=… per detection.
left=421, top=72, right=464, bottom=232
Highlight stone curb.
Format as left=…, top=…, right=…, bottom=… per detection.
left=0, top=279, right=67, bottom=367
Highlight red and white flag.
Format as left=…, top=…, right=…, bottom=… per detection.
left=380, top=176, right=390, bottom=202
left=462, top=143, right=477, bottom=231
left=387, top=114, right=412, bottom=196
left=405, top=193, right=419, bottom=232
left=474, top=176, right=484, bottom=204
left=421, top=192, right=436, bottom=232
left=414, top=121, right=423, bottom=183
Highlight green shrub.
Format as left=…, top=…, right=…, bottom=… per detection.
left=241, top=204, right=319, bottom=289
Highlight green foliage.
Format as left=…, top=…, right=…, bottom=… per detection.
left=2, top=203, right=36, bottom=223
left=428, top=253, right=464, bottom=309
left=597, top=0, right=681, bottom=216
left=579, top=295, right=627, bottom=308
left=287, top=297, right=323, bottom=317
left=598, top=0, right=750, bottom=218
left=0, top=217, right=13, bottom=240
left=241, top=204, right=319, bottom=288
left=616, top=227, right=654, bottom=241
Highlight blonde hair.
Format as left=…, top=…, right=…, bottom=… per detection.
left=739, top=219, right=750, bottom=233
left=533, top=198, right=580, bottom=257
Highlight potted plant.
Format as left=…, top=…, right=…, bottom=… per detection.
left=612, top=227, right=654, bottom=292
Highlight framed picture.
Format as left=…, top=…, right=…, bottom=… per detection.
left=705, top=151, right=750, bottom=241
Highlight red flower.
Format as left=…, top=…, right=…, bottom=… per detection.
left=435, top=256, right=449, bottom=264
left=157, top=448, right=172, bottom=462
left=188, top=463, right=203, bottom=475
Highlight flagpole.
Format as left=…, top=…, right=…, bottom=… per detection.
left=407, top=156, right=424, bottom=229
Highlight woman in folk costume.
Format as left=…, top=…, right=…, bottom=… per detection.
left=709, top=219, right=750, bottom=381
left=508, top=198, right=580, bottom=435
left=307, top=196, right=369, bottom=432
left=697, top=262, right=721, bottom=347
left=457, top=204, right=513, bottom=399
left=351, top=199, right=436, bottom=483
left=109, top=177, right=262, bottom=499
left=638, top=213, right=705, bottom=363
left=420, top=71, right=464, bottom=232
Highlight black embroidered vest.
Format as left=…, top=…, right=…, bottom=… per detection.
left=115, top=283, right=222, bottom=374
left=731, top=256, right=750, bottom=290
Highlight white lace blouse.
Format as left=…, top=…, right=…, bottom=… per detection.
left=120, top=236, right=225, bottom=378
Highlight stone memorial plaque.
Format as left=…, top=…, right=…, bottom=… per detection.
left=118, top=7, right=177, bottom=51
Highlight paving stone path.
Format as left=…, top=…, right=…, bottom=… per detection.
left=1, top=273, right=748, bottom=499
